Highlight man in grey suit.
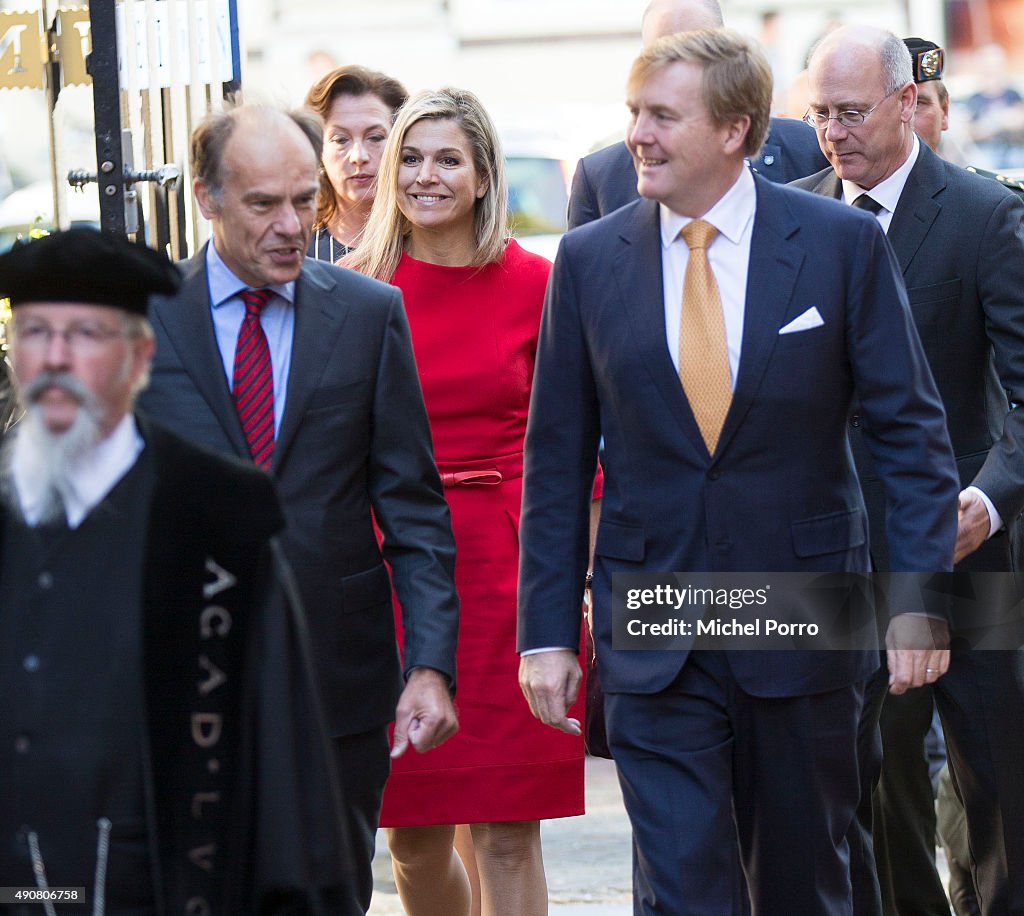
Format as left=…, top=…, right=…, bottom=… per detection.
left=793, top=25, right=1024, bottom=916
left=138, top=104, right=460, bottom=915
left=567, top=0, right=829, bottom=229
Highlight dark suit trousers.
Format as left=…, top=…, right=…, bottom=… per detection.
left=848, top=660, right=949, bottom=916
left=938, top=646, right=1024, bottom=916
left=332, top=726, right=392, bottom=914
left=849, top=657, right=886, bottom=916
left=606, top=650, right=863, bottom=916
left=873, top=678, right=950, bottom=916
left=853, top=648, right=1024, bottom=916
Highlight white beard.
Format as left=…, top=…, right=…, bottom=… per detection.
left=0, top=373, right=102, bottom=526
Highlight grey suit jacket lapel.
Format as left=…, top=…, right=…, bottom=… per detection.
left=809, top=169, right=842, bottom=200
left=887, top=144, right=943, bottom=274
left=154, top=246, right=249, bottom=457
left=272, top=260, right=352, bottom=472
left=806, top=152, right=943, bottom=275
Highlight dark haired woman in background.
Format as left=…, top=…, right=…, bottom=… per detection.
left=304, top=65, right=407, bottom=260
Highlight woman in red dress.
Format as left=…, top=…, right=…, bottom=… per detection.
left=347, top=88, right=591, bottom=916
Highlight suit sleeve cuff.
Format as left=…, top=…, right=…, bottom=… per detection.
left=406, top=665, right=454, bottom=690
left=966, top=485, right=1003, bottom=536
left=520, top=646, right=575, bottom=656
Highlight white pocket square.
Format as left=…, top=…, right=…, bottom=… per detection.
left=779, top=307, right=824, bottom=335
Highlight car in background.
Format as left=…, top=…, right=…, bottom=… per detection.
left=502, top=128, right=579, bottom=262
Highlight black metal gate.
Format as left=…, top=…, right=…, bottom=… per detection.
left=0, top=0, right=241, bottom=258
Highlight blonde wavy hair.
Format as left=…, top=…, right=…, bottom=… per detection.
left=344, top=87, right=508, bottom=281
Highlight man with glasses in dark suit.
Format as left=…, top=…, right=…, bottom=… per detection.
left=794, top=26, right=1024, bottom=916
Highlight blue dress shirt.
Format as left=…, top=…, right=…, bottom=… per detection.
left=205, top=241, right=295, bottom=437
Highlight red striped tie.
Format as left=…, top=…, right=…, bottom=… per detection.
left=233, top=289, right=275, bottom=470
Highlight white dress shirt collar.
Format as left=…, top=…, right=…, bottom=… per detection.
left=659, top=164, right=757, bottom=251
left=841, top=135, right=920, bottom=231
left=657, top=166, right=757, bottom=383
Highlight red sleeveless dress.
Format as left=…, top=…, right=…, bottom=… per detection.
left=378, top=240, right=591, bottom=826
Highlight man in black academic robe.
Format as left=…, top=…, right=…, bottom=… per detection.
left=0, top=228, right=351, bottom=914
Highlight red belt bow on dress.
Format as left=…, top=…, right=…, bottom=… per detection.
left=440, top=469, right=502, bottom=487
left=436, top=451, right=524, bottom=488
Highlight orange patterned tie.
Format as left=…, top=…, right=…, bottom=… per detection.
left=679, top=219, right=732, bottom=453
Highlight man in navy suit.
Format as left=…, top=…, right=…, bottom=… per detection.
left=794, top=25, right=1024, bottom=916
left=518, top=28, right=959, bottom=915
left=567, top=0, right=828, bottom=229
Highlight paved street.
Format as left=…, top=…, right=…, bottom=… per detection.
left=368, top=756, right=633, bottom=914
left=368, top=754, right=952, bottom=915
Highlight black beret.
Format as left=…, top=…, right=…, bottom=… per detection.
left=0, top=227, right=180, bottom=315
left=904, top=37, right=945, bottom=83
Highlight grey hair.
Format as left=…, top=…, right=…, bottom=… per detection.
left=881, top=32, right=914, bottom=93
left=118, top=313, right=154, bottom=394
left=120, top=313, right=154, bottom=342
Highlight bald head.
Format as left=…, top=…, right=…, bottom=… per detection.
left=191, top=104, right=323, bottom=202
left=810, top=25, right=913, bottom=96
left=807, top=25, right=917, bottom=190
left=191, top=104, right=322, bottom=288
left=641, top=0, right=724, bottom=47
